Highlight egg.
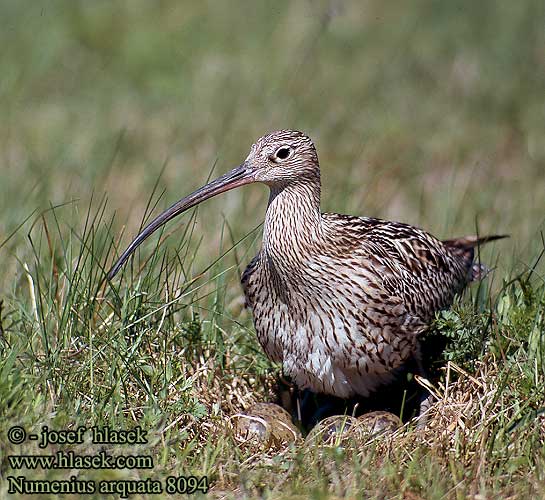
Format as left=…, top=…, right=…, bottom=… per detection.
left=233, top=402, right=301, bottom=450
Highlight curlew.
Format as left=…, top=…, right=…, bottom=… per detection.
left=108, top=130, right=505, bottom=417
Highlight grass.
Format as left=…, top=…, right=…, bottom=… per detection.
left=1, top=0, right=544, bottom=498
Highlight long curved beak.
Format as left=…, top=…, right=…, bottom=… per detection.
left=107, top=163, right=254, bottom=280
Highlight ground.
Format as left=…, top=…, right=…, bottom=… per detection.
left=1, top=1, right=544, bottom=498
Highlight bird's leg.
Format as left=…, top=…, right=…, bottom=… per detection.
left=297, top=389, right=318, bottom=429
left=297, top=390, right=354, bottom=432
left=276, top=374, right=297, bottom=416
left=414, top=347, right=436, bottom=428
left=418, top=392, right=435, bottom=423
left=274, top=375, right=343, bottom=432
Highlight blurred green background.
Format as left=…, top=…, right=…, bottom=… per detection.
left=1, top=2, right=544, bottom=495
left=2, top=0, right=544, bottom=288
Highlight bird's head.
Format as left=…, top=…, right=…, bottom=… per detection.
left=107, top=129, right=319, bottom=279
left=245, top=129, right=319, bottom=186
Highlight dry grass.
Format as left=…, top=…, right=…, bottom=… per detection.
left=194, top=354, right=544, bottom=499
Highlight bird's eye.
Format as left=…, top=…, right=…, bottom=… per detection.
left=273, top=146, right=292, bottom=162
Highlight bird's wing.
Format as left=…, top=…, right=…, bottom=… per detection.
left=322, top=214, right=470, bottom=322
left=240, top=253, right=262, bottom=310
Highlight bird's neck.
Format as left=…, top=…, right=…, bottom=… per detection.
left=262, top=179, right=323, bottom=268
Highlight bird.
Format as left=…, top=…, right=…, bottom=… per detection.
left=108, top=129, right=505, bottom=411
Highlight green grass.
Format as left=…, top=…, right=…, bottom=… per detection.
left=1, top=1, right=545, bottom=498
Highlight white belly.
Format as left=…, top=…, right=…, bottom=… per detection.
left=250, top=295, right=416, bottom=399
left=242, top=254, right=421, bottom=399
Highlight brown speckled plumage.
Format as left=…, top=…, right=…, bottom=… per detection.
left=108, top=129, right=506, bottom=400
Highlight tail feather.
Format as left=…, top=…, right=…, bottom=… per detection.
left=442, top=234, right=508, bottom=282
left=442, top=234, right=509, bottom=249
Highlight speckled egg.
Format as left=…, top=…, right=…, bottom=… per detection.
left=233, top=402, right=301, bottom=450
